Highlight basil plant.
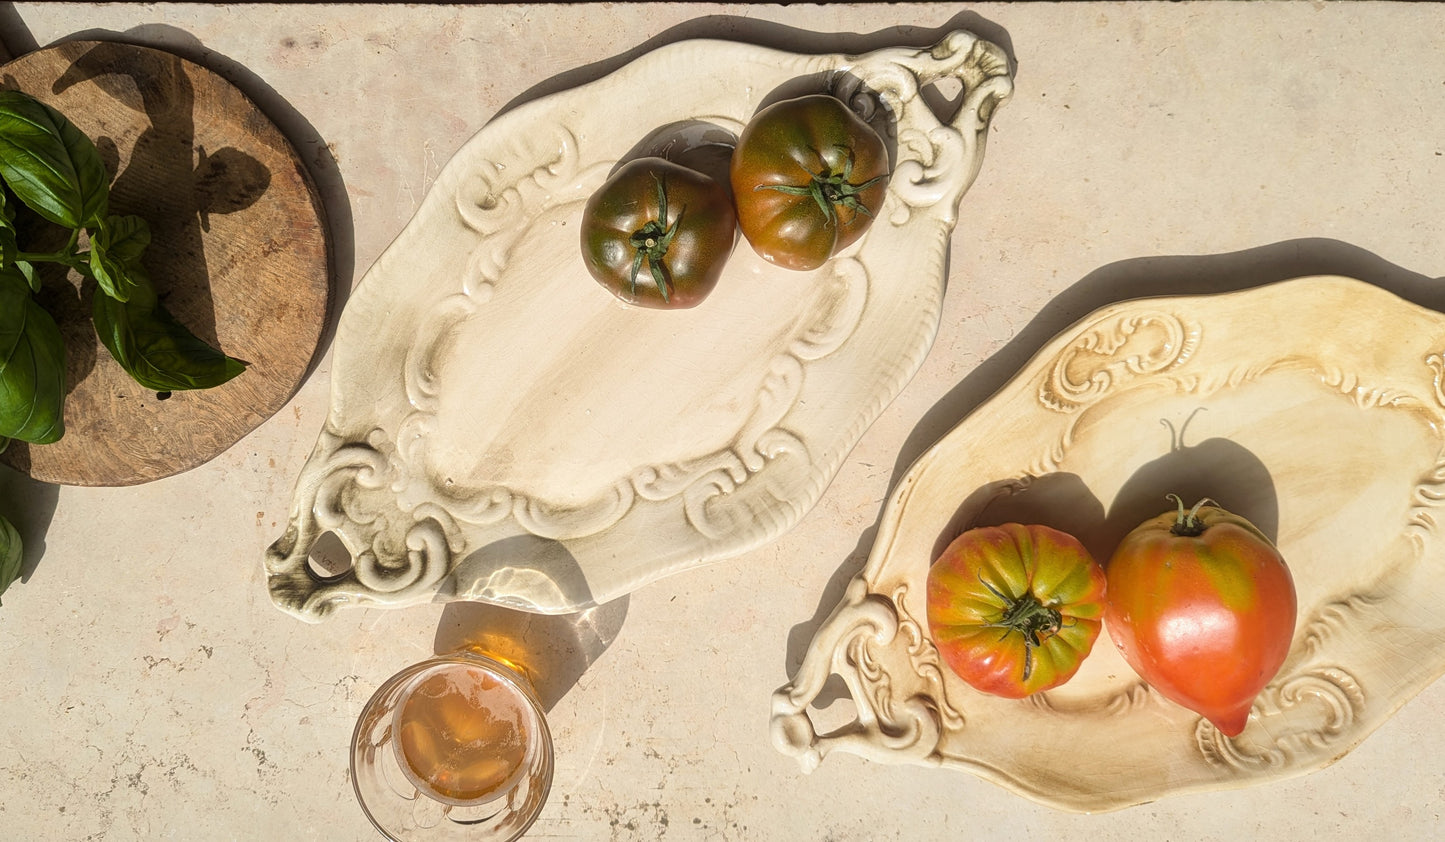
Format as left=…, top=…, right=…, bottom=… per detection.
left=0, top=90, right=245, bottom=447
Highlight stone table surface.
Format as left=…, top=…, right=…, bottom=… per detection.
left=2, top=3, right=1444, bottom=839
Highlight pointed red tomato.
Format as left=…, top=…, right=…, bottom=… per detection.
left=927, top=523, right=1107, bottom=698
left=1104, top=496, right=1297, bottom=737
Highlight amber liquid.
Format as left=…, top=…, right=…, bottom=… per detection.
left=392, top=661, right=538, bottom=805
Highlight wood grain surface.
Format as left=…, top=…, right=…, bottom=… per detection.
left=0, top=40, right=330, bottom=486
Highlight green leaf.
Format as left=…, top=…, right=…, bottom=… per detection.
left=0, top=90, right=109, bottom=229
left=0, top=513, right=21, bottom=606
left=0, top=268, right=65, bottom=443
left=92, top=277, right=246, bottom=392
left=87, top=214, right=151, bottom=302
left=15, top=260, right=38, bottom=293
left=0, top=183, right=39, bottom=292
left=2, top=191, right=41, bottom=292
left=0, top=210, right=15, bottom=268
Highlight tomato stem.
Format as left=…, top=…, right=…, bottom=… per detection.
left=626, top=174, right=683, bottom=302
left=978, top=577, right=1063, bottom=683
left=755, top=146, right=888, bottom=230
left=1167, top=493, right=1217, bottom=537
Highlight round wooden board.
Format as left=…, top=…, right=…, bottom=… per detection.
left=0, top=41, right=330, bottom=486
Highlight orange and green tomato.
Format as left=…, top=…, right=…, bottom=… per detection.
left=927, top=523, right=1107, bottom=699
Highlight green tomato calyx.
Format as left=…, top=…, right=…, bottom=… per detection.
left=1167, top=493, right=1217, bottom=538
left=756, top=145, right=887, bottom=229
left=627, top=174, right=683, bottom=303
left=979, top=576, right=1063, bottom=682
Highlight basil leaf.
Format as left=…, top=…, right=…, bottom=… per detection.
left=92, top=278, right=246, bottom=392
left=0, top=90, right=109, bottom=229
left=0, top=202, right=15, bottom=267
left=2, top=193, right=38, bottom=292
left=15, top=260, right=38, bottom=293
left=0, top=188, right=25, bottom=292
left=0, top=269, right=65, bottom=443
left=87, top=214, right=151, bottom=302
left=0, top=513, right=21, bottom=606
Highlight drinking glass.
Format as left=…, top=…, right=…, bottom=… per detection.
left=351, top=649, right=554, bottom=841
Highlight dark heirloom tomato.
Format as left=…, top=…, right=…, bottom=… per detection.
left=580, top=157, right=736, bottom=309
left=927, top=523, right=1107, bottom=698
left=1104, top=496, right=1297, bottom=737
left=729, top=94, right=890, bottom=271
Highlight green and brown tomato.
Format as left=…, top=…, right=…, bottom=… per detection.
left=1104, top=496, right=1297, bottom=737
left=580, top=157, right=736, bottom=309
left=729, top=94, right=890, bottom=271
left=927, top=523, right=1107, bottom=698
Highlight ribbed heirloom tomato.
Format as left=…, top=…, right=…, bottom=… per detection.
left=926, top=523, right=1107, bottom=698
left=1104, top=496, right=1297, bottom=737
left=580, top=157, right=737, bottom=309
left=729, top=94, right=890, bottom=271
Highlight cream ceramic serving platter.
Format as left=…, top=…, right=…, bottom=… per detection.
left=265, top=31, right=1013, bottom=620
left=773, top=276, right=1445, bottom=811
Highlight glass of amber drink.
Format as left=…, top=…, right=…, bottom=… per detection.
left=351, top=651, right=553, bottom=841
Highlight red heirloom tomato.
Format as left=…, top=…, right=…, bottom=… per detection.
left=1104, top=496, right=1297, bottom=737
left=926, top=523, right=1107, bottom=698
left=580, top=157, right=737, bottom=309
left=729, top=94, right=890, bottom=271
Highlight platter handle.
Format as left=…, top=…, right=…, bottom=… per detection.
left=770, top=577, right=958, bottom=773
left=840, top=29, right=1014, bottom=223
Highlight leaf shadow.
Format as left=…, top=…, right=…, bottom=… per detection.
left=0, top=465, right=59, bottom=594
left=29, top=22, right=354, bottom=387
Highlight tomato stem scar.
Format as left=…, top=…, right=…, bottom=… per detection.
left=977, top=576, right=1063, bottom=682
left=625, top=174, right=683, bottom=302
left=754, top=145, right=888, bottom=229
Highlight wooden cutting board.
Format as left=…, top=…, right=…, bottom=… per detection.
left=0, top=40, right=331, bottom=486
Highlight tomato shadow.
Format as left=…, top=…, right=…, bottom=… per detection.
left=888, top=241, right=1445, bottom=499
left=944, top=472, right=1108, bottom=562
left=494, top=11, right=1016, bottom=193
left=1102, top=421, right=1281, bottom=554
left=617, top=119, right=739, bottom=197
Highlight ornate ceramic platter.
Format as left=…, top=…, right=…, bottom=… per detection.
left=773, top=277, right=1445, bottom=811
left=265, top=31, right=1013, bottom=620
